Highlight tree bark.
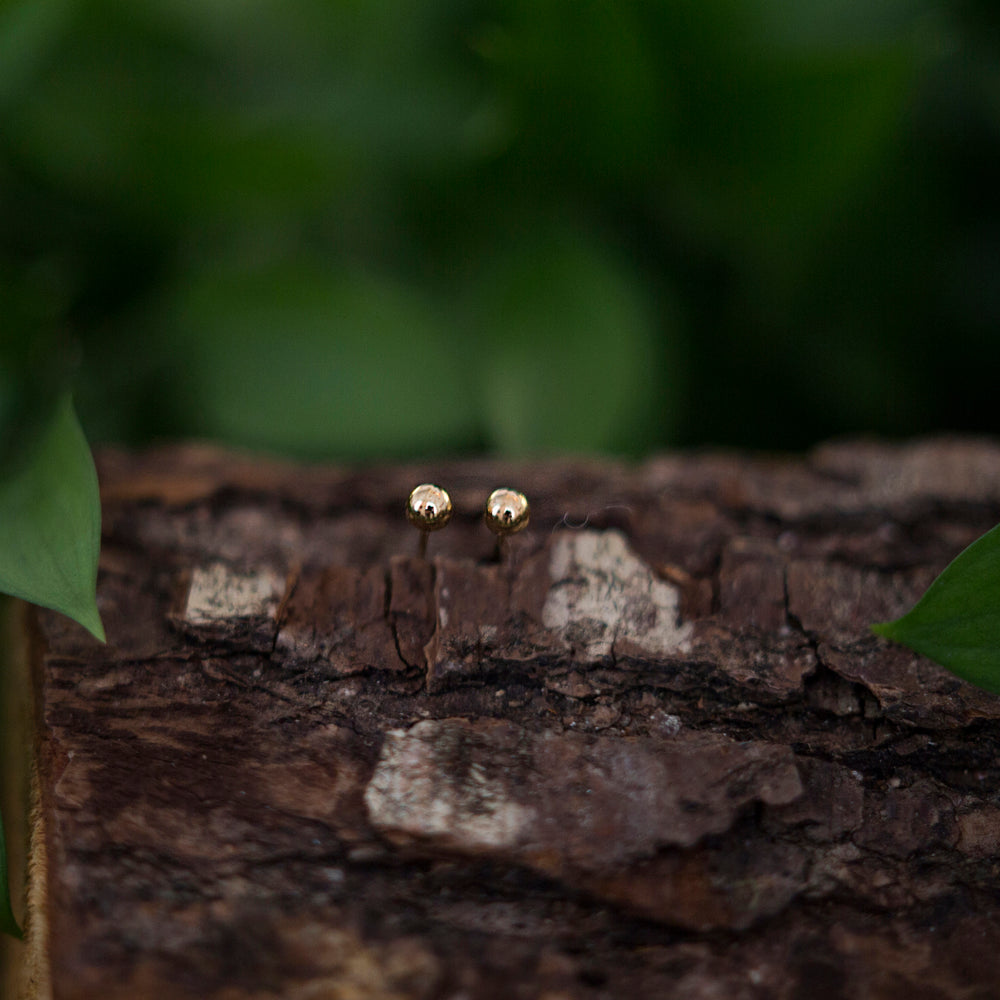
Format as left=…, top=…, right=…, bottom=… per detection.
left=7, top=438, right=1000, bottom=999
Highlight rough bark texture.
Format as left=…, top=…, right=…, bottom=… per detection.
left=17, top=439, right=1000, bottom=998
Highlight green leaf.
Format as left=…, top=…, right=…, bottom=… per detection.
left=0, top=393, right=104, bottom=640
left=872, top=522, right=1000, bottom=694
left=0, top=806, right=22, bottom=939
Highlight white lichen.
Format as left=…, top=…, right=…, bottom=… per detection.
left=543, top=530, right=692, bottom=661
left=365, top=722, right=533, bottom=851
left=184, top=563, right=283, bottom=624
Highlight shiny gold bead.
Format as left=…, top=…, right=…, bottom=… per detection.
left=484, top=488, right=530, bottom=537
left=407, top=484, right=453, bottom=557
left=407, top=484, right=453, bottom=531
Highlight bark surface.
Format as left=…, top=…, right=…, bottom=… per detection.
left=19, top=440, right=1000, bottom=998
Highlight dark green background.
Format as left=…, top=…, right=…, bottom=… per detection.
left=2, top=0, right=999, bottom=461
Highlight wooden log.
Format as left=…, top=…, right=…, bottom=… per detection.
left=6, top=439, right=1000, bottom=998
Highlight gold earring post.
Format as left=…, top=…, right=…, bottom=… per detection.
left=484, top=487, right=530, bottom=562
left=406, top=484, right=453, bottom=558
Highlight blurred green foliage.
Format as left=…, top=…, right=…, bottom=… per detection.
left=2, top=0, right=1000, bottom=459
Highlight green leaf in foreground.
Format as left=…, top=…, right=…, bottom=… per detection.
left=0, top=393, right=104, bottom=640
left=0, top=807, right=22, bottom=939
left=872, top=522, right=1000, bottom=694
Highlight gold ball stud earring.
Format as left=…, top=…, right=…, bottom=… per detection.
left=484, top=487, right=530, bottom=562
left=407, top=484, right=453, bottom=558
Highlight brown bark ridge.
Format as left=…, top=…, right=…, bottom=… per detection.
left=10, top=438, right=1000, bottom=999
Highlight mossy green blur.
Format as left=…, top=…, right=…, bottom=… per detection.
left=0, top=0, right=993, bottom=458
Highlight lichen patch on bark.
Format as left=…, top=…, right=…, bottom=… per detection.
left=364, top=717, right=803, bottom=928
left=543, top=530, right=692, bottom=661
left=365, top=722, right=535, bottom=851
left=183, top=563, right=283, bottom=625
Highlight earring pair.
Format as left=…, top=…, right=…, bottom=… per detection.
left=406, top=484, right=530, bottom=560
